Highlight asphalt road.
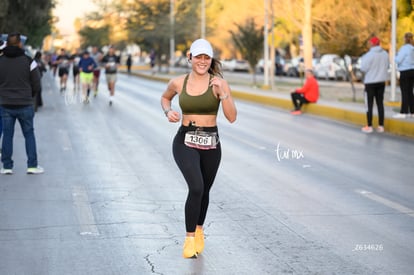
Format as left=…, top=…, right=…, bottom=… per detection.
left=0, top=71, right=413, bottom=275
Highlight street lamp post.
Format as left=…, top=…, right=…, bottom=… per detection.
left=170, top=0, right=175, bottom=71
left=201, top=0, right=206, bottom=38
left=264, top=0, right=269, bottom=87
left=390, top=0, right=397, bottom=102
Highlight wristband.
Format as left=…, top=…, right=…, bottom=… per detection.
left=219, top=94, right=229, bottom=100
left=163, top=108, right=172, bottom=116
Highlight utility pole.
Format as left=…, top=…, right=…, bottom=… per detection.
left=170, top=0, right=175, bottom=72
left=263, top=0, right=269, bottom=87
left=201, top=0, right=206, bottom=38
left=390, top=0, right=397, bottom=102
left=270, top=0, right=275, bottom=89
left=303, top=0, right=313, bottom=70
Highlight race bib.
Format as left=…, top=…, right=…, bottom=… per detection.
left=184, top=131, right=218, bottom=150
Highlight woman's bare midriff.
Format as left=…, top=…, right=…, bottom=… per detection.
left=182, top=114, right=217, bottom=127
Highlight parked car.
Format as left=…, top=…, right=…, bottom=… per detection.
left=283, top=57, right=319, bottom=77
left=256, top=57, right=285, bottom=75
left=314, top=54, right=348, bottom=81
left=173, top=56, right=191, bottom=68
left=349, top=56, right=363, bottom=82
left=283, top=57, right=304, bottom=77
left=221, top=59, right=250, bottom=72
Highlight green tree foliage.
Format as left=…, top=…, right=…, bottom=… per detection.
left=75, top=0, right=414, bottom=64
left=396, top=0, right=414, bottom=47
left=0, top=0, right=55, bottom=47
left=229, top=18, right=264, bottom=84
left=126, top=0, right=209, bottom=64
left=127, top=0, right=171, bottom=66
left=174, top=0, right=203, bottom=47
left=312, top=0, right=391, bottom=56
left=78, top=24, right=111, bottom=49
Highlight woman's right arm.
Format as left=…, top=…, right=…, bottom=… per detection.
left=161, top=79, right=181, bottom=123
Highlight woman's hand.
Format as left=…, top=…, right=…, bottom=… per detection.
left=210, top=76, right=227, bottom=98
left=166, top=110, right=181, bottom=123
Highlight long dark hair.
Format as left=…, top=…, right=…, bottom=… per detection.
left=209, top=58, right=223, bottom=77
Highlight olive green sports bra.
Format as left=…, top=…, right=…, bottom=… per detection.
left=179, top=74, right=220, bottom=115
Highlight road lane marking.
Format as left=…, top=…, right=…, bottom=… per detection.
left=72, top=186, right=100, bottom=236
left=356, top=189, right=414, bottom=218
left=59, top=129, right=73, bottom=151
left=222, top=132, right=266, bottom=150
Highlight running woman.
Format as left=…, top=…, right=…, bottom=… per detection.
left=160, top=38, right=237, bottom=258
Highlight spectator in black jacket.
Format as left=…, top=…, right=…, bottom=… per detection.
left=0, top=32, right=44, bottom=175
left=0, top=39, right=4, bottom=155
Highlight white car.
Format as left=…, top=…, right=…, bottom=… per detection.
left=314, top=54, right=348, bottom=81
left=256, top=58, right=285, bottom=75
left=221, top=59, right=250, bottom=72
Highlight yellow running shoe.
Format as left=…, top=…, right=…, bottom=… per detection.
left=182, top=236, right=197, bottom=258
left=195, top=227, right=205, bottom=254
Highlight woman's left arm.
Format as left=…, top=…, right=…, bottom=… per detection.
left=211, top=77, right=237, bottom=123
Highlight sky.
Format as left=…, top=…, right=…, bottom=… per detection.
left=53, top=0, right=97, bottom=36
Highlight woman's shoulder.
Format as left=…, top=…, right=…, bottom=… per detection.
left=169, top=74, right=188, bottom=86
left=167, top=74, right=188, bottom=92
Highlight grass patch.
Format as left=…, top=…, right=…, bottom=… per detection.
left=338, top=97, right=364, bottom=103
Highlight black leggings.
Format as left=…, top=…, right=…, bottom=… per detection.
left=364, top=82, right=385, bottom=127
left=173, top=125, right=221, bottom=232
left=399, top=69, right=414, bottom=114
left=291, top=92, right=310, bottom=111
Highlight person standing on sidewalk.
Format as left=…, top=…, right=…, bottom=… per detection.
left=360, top=36, right=389, bottom=133
left=102, top=46, right=120, bottom=106
left=394, top=32, right=414, bottom=118
left=161, top=38, right=237, bottom=259
left=0, top=32, right=44, bottom=175
left=0, top=38, right=4, bottom=156
left=126, top=54, right=132, bottom=74
left=290, top=69, right=319, bottom=115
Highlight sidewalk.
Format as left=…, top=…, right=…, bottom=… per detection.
left=122, top=66, right=414, bottom=139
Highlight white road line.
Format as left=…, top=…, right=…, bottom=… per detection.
left=356, top=189, right=414, bottom=218
left=59, top=129, right=73, bottom=151
left=72, top=186, right=100, bottom=236
left=222, top=132, right=266, bottom=150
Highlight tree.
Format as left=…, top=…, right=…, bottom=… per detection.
left=396, top=0, right=414, bottom=47
left=229, top=18, right=264, bottom=85
left=126, top=0, right=213, bottom=69
left=0, top=0, right=55, bottom=48
left=78, top=25, right=111, bottom=49
left=126, top=0, right=172, bottom=69
left=271, top=0, right=395, bottom=57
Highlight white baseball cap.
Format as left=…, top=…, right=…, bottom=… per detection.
left=190, top=39, right=213, bottom=58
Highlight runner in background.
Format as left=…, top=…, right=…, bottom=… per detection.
left=56, top=49, right=71, bottom=92
left=102, top=46, right=120, bottom=106
left=71, top=49, right=82, bottom=92
left=50, top=51, right=58, bottom=77
left=91, top=46, right=103, bottom=97
left=78, top=51, right=97, bottom=104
